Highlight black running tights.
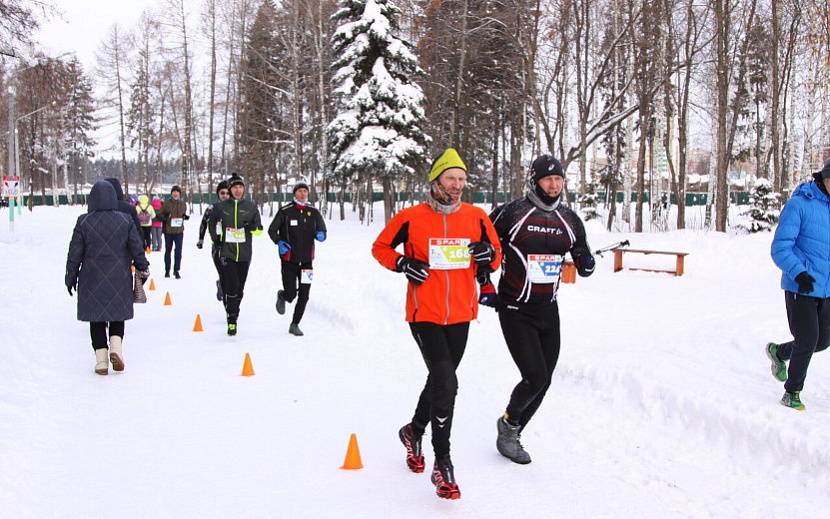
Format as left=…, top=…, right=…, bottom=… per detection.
left=408, top=321, right=469, bottom=457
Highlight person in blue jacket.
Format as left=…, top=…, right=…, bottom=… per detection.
left=768, top=159, right=830, bottom=411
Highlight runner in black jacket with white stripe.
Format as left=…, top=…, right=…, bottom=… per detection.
left=487, top=154, right=595, bottom=464
left=267, top=182, right=327, bottom=336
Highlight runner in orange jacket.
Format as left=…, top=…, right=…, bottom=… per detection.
left=372, top=148, right=501, bottom=500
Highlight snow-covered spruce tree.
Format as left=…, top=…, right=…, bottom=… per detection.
left=578, top=180, right=601, bottom=222
left=327, top=0, right=430, bottom=224
left=740, top=177, right=780, bottom=233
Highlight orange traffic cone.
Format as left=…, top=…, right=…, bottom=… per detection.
left=148, top=279, right=156, bottom=291
left=241, top=353, right=255, bottom=376
left=163, top=292, right=172, bottom=306
left=340, top=433, right=363, bottom=470
left=193, top=314, right=203, bottom=332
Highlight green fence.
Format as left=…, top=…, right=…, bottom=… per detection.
left=13, top=190, right=751, bottom=207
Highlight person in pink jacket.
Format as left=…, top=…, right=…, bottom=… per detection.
left=150, top=196, right=164, bottom=251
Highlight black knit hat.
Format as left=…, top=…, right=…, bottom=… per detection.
left=821, top=159, right=830, bottom=179
left=216, top=180, right=229, bottom=195
left=171, top=185, right=181, bottom=194
left=530, top=154, right=564, bottom=183
left=228, top=173, right=245, bottom=188
left=293, top=182, right=309, bottom=195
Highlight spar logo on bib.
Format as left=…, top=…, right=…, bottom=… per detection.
left=428, top=238, right=471, bottom=270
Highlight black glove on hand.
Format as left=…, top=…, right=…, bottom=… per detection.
left=67, top=284, right=74, bottom=296
left=396, top=256, right=430, bottom=286
left=468, top=241, right=495, bottom=267
left=183, top=214, right=190, bottom=221
left=795, top=271, right=815, bottom=294
left=196, top=239, right=204, bottom=249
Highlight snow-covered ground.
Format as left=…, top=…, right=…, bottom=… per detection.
left=2, top=201, right=829, bottom=518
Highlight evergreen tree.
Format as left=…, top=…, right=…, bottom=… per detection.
left=741, top=177, right=779, bottom=233
left=327, top=0, right=430, bottom=223
left=62, top=59, right=97, bottom=196
left=578, top=180, right=601, bottom=222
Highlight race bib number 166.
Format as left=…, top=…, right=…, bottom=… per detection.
left=428, top=238, right=471, bottom=270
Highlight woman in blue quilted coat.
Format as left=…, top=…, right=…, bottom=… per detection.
left=768, top=159, right=830, bottom=410
left=65, top=180, right=150, bottom=375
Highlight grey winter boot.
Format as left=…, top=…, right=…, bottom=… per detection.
left=109, top=336, right=124, bottom=371
left=496, top=416, right=531, bottom=464
left=289, top=323, right=304, bottom=336
left=94, top=348, right=109, bottom=375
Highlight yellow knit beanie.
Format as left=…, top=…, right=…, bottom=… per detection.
left=429, top=148, right=467, bottom=182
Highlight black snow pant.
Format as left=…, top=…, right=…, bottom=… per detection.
left=280, top=260, right=312, bottom=325
left=776, top=290, right=830, bottom=392
left=141, top=226, right=152, bottom=250
left=164, top=233, right=184, bottom=273
left=408, top=321, right=470, bottom=457
left=498, top=300, right=561, bottom=430
left=220, top=259, right=251, bottom=323
left=89, top=321, right=125, bottom=351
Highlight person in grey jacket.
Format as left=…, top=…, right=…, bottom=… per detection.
left=66, top=180, right=150, bottom=375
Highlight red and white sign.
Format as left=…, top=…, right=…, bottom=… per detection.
left=2, top=176, right=20, bottom=197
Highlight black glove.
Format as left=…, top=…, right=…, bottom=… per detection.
left=67, top=284, right=74, bottom=296
left=196, top=239, right=204, bottom=249
left=395, top=256, right=430, bottom=286
left=795, top=272, right=815, bottom=294
left=468, top=241, right=495, bottom=267
left=183, top=214, right=190, bottom=221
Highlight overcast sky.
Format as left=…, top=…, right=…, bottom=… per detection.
left=35, top=0, right=156, bottom=69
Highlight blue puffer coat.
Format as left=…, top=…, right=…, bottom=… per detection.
left=65, top=180, right=150, bottom=322
left=771, top=178, right=830, bottom=298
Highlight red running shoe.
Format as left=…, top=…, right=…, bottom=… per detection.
left=431, top=454, right=461, bottom=500
left=398, top=423, right=425, bottom=473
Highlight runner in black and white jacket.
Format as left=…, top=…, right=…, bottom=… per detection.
left=197, top=180, right=230, bottom=301
left=486, top=154, right=595, bottom=465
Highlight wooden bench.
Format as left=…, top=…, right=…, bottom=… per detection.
left=613, top=248, right=689, bottom=276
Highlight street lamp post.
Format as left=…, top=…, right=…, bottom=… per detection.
left=4, top=52, right=74, bottom=229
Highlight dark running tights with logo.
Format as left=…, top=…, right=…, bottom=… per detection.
left=498, top=301, right=560, bottom=428
left=220, top=260, right=251, bottom=322
left=90, top=321, right=125, bottom=351
left=281, top=261, right=312, bottom=325
left=408, top=321, right=469, bottom=457
left=776, top=291, right=830, bottom=392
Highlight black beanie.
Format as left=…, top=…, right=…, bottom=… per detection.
left=171, top=185, right=181, bottom=194
left=821, top=159, right=830, bottom=179
left=228, top=173, right=244, bottom=188
left=216, top=180, right=229, bottom=195
left=293, top=182, right=309, bottom=195
left=530, top=154, right=564, bottom=183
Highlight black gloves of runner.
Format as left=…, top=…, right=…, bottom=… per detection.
left=396, top=256, right=430, bottom=286
left=468, top=241, right=495, bottom=267
left=196, top=239, right=204, bottom=249
left=795, top=271, right=815, bottom=294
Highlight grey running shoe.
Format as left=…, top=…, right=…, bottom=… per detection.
left=289, top=323, right=304, bottom=336
left=496, top=417, right=531, bottom=464
left=276, top=290, right=286, bottom=315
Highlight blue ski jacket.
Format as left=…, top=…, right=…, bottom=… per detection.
left=771, top=177, right=830, bottom=298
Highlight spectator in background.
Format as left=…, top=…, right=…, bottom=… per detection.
left=136, top=194, right=156, bottom=251
left=159, top=185, right=189, bottom=278
left=105, top=178, right=141, bottom=236
left=150, top=196, right=164, bottom=252
left=65, top=180, right=149, bottom=375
